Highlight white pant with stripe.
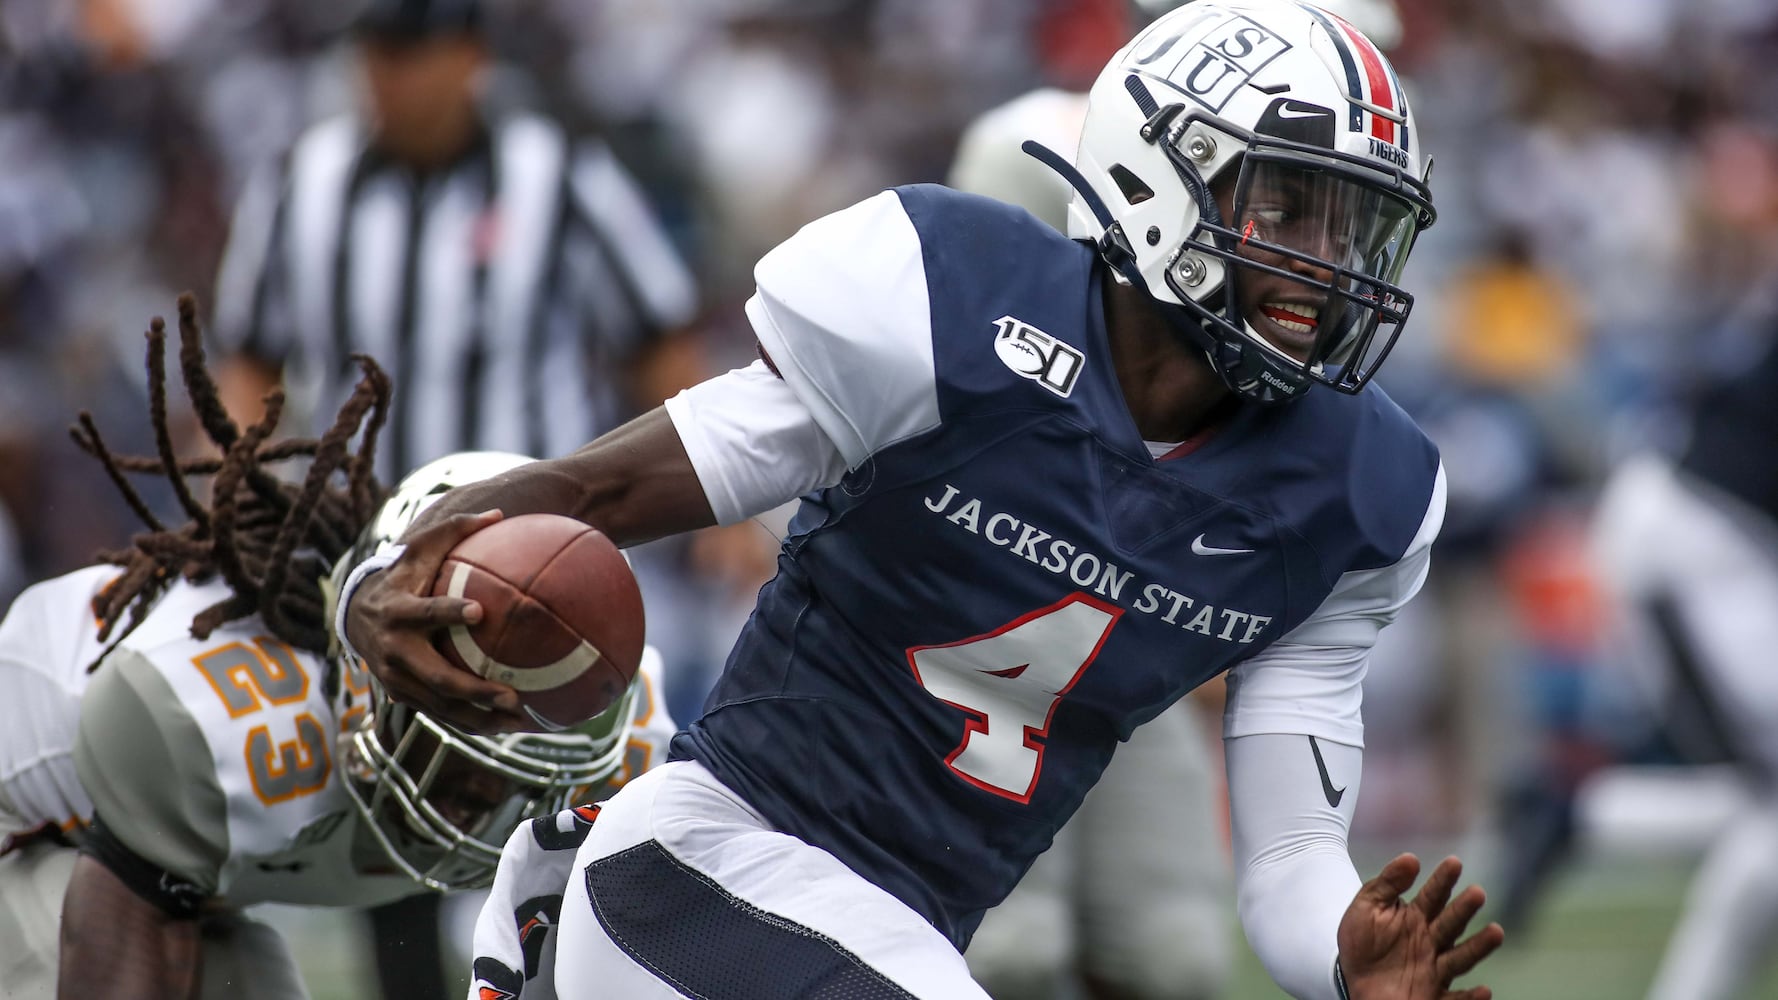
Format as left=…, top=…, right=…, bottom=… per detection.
left=545, top=760, right=989, bottom=999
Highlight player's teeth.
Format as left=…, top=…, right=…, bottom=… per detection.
left=1265, top=301, right=1318, bottom=333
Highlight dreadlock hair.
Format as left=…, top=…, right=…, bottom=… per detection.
left=70, top=293, right=392, bottom=665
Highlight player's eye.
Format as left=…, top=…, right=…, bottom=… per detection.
left=1250, top=206, right=1290, bottom=226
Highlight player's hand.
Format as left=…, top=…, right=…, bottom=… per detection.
left=344, top=510, right=533, bottom=734
left=1337, top=854, right=1504, bottom=1000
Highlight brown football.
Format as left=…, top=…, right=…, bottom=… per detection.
left=429, top=513, right=644, bottom=730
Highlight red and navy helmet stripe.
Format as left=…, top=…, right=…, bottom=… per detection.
left=1297, top=3, right=1364, bottom=133
left=1334, top=16, right=1395, bottom=143
left=1297, top=3, right=1409, bottom=151
left=1390, top=57, right=1410, bottom=151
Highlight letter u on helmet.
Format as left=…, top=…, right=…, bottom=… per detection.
left=1062, top=0, right=1434, bottom=403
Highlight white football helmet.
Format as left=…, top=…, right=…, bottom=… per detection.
left=1051, top=0, right=1434, bottom=403
left=328, top=451, right=642, bottom=890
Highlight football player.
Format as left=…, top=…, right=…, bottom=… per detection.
left=950, top=4, right=1404, bottom=998
left=345, top=3, right=1502, bottom=998
left=0, top=299, right=673, bottom=999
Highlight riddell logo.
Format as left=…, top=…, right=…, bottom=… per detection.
left=1259, top=370, right=1297, bottom=393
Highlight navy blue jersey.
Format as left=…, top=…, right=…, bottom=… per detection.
left=671, top=185, right=1440, bottom=947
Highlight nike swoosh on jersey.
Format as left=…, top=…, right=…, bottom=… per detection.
left=1275, top=105, right=1330, bottom=119
left=1190, top=533, right=1254, bottom=556
left=1310, top=736, right=1346, bottom=808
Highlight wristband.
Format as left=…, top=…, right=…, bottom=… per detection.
left=334, top=545, right=405, bottom=665
left=1334, top=956, right=1352, bottom=1000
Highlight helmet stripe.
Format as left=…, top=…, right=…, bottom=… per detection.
left=1393, top=71, right=1411, bottom=153
left=1330, top=17, right=1395, bottom=143
left=1295, top=4, right=1364, bottom=133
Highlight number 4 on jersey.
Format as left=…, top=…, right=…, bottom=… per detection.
left=907, top=595, right=1121, bottom=802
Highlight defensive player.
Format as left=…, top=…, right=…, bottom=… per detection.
left=345, top=3, right=1503, bottom=998
left=0, top=300, right=673, bottom=999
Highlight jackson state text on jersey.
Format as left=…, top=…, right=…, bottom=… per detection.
left=672, top=185, right=1440, bottom=947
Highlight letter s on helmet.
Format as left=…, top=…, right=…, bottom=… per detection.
left=1060, top=0, right=1434, bottom=403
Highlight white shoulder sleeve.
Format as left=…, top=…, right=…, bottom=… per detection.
left=0, top=567, right=125, bottom=836
left=0, top=665, right=89, bottom=836
left=664, top=360, right=847, bottom=525
left=746, top=190, right=941, bottom=468
left=1223, top=464, right=1446, bottom=745
left=1226, top=731, right=1363, bottom=1000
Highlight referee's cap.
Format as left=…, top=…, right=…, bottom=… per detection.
left=352, top=0, right=484, bottom=40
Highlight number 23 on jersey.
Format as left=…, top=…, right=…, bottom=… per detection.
left=192, top=638, right=330, bottom=805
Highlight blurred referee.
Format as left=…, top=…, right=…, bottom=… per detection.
left=212, top=0, right=701, bottom=478
left=210, top=2, right=698, bottom=997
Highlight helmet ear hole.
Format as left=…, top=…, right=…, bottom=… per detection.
left=1109, top=164, right=1154, bottom=205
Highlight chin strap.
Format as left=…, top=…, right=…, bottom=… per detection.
left=1019, top=139, right=1142, bottom=279
left=1021, top=139, right=1112, bottom=227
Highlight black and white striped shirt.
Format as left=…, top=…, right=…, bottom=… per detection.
left=213, top=111, right=696, bottom=473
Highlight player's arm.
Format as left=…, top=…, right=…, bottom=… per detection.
left=59, top=851, right=201, bottom=1000
left=62, top=650, right=228, bottom=1000
left=1227, top=731, right=1494, bottom=1000
left=1224, top=729, right=1360, bottom=999
left=1224, top=466, right=1498, bottom=999
left=345, top=192, right=929, bottom=732
left=342, top=373, right=846, bottom=730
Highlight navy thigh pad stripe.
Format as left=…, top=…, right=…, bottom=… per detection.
left=584, top=840, right=919, bottom=1000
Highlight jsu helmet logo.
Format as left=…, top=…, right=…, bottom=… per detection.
left=993, top=316, right=1083, bottom=398
left=1130, top=13, right=1289, bottom=112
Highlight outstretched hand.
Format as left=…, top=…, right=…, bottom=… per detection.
left=343, top=510, right=533, bottom=734
left=1337, top=854, right=1504, bottom=1000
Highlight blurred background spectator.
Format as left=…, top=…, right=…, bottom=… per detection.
left=8, top=0, right=1778, bottom=996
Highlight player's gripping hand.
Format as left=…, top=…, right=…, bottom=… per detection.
left=1336, top=854, right=1504, bottom=1000
left=343, top=510, right=533, bottom=734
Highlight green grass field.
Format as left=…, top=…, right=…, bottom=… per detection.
left=266, top=848, right=1778, bottom=999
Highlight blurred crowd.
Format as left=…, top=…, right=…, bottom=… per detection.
left=5, top=0, right=1778, bottom=939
